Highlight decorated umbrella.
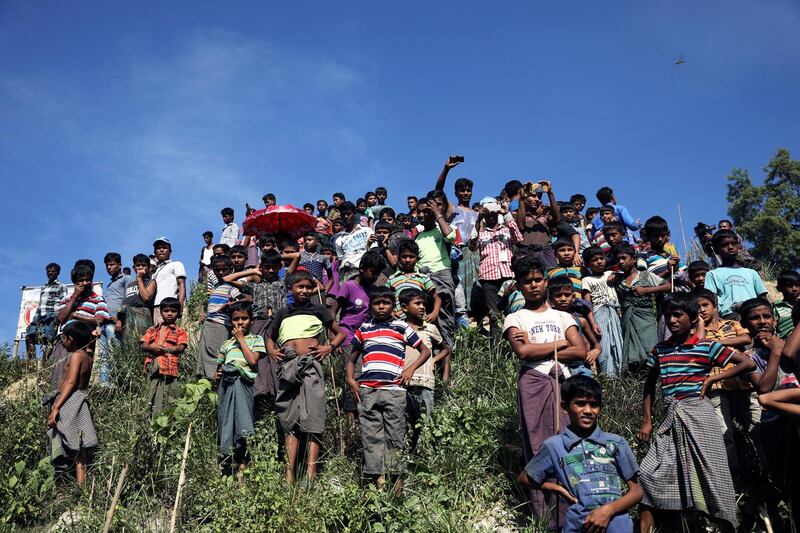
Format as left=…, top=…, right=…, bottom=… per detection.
left=242, top=204, right=317, bottom=239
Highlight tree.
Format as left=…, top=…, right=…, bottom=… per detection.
left=726, top=148, right=800, bottom=271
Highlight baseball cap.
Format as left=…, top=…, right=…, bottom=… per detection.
left=153, top=237, right=172, bottom=246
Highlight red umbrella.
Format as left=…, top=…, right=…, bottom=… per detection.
left=242, top=204, right=317, bottom=238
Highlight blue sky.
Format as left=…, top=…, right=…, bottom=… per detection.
left=1, top=1, right=799, bottom=345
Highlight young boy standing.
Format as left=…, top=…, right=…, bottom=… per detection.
left=774, top=269, right=799, bottom=339
left=152, top=237, right=187, bottom=325
left=199, top=230, right=214, bottom=280
left=503, top=255, right=587, bottom=527
left=546, top=240, right=584, bottom=299
left=638, top=293, right=755, bottom=533
left=139, top=297, right=187, bottom=417
left=220, top=207, right=239, bottom=248
left=581, top=247, right=624, bottom=376
left=333, top=201, right=374, bottom=282
left=346, top=287, right=431, bottom=489
left=121, top=254, right=157, bottom=341
left=47, top=321, right=98, bottom=487
left=385, top=239, right=441, bottom=323
left=704, top=229, right=768, bottom=320
left=548, top=276, right=600, bottom=377
left=196, top=256, right=243, bottom=380
left=519, top=376, right=642, bottom=533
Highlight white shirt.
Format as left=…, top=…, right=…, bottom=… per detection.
left=221, top=222, right=239, bottom=247
left=153, top=260, right=187, bottom=305
left=503, top=307, right=577, bottom=376
left=581, top=271, right=619, bottom=306
left=333, top=225, right=374, bottom=269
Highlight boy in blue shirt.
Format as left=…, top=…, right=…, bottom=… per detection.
left=704, top=229, right=768, bottom=319
left=590, top=186, right=641, bottom=237
left=519, top=375, right=642, bottom=532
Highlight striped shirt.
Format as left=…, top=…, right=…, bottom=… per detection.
left=385, top=270, right=435, bottom=315
left=546, top=266, right=584, bottom=298
left=353, top=320, right=422, bottom=389
left=647, top=335, right=734, bottom=401
left=641, top=250, right=685, bottom=279
left=473, top=216, right=522, bottom=280
left=218, top=333, right=265, bottom=381
left=774, top=300, right=795, bottom=339
left=205, top=283, right=241, bottom=326
left=56, top=291, right=110, bottom=326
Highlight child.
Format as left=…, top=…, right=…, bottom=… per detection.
left=199, top=230, right=214, bottom=280
left=559, top=202, right=589, bottom=252
left=638, top=293, right=755, bottom=533
left=503, top=255, right=586, bottom=527
left=216, top=301, right=265, bottom=476
left=515, top=180, right=560, bottom=269
left=346, top=286, right=431, bottom=488
left=385, top=239, right=441, bottom=322
left=152, top=237, right=186, bottom=325
left=687, top=260, right=710, bottom=291
left=139, top=297, right=187, bottom=416
left=205, top=243, right=231, bottom=295
left=704, top=229, right=768, bottom=319
left=333, top=201, right=374, bottom=282
left=519, top=376, right=642, bottom=533
left=774, top=269, right=799, bottom=339
left=224, top=249, right=287, bottom=417
left=370, top=220, right=399, bottom=281
left=47, top=320, right=98, bottom=486
left=267, top=271, right=346, bottom=482
left=548, top=275, right=600, bottom=377
left=331, top=251, right=385, bottom=420
left=590, top=187, right=641, bottom=237
left=590, top=206, right=616, bottom=248
left=569, top=193, right=587, bottom=225
left=400, top=288, right=450, bottom=447
left=229, top=245, right=252, bottom=276
left=196, top=256, right=243, bottom=380
left=356, top=197, right=373, bottom=227
left=612, top=243, right=670, bottom=370
left=220, top=207, right=239, bottom=247
left=293, top=231, right=334, bottom=298
left=546, top=240, right=584, bottom=299
left=694, top=289, right=755, bottom=479
left=263, top=193, right=277, bottom=207
left=581, top=246, right=623, bottom=376
left=640, top=216, right=683, bottom=281
left=469, top=196, right=522, bottom=339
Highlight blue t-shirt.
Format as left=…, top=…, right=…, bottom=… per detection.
left=704, top=266, right=766, bottom=316
left=526, top=426, right=639, bottom=533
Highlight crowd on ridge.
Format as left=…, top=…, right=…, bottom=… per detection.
left=23, top=155, right=800, bottom=532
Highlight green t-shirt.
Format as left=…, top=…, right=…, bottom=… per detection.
left=218, top=333, right=265, bottom=380
left=415, top=226, right=455, bottom=274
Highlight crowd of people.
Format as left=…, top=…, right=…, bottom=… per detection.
left=23, top=155, right=800, bottom=532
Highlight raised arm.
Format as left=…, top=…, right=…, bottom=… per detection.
left=434, top=156, right=463, bottom=191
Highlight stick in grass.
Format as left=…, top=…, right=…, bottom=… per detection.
left=318, top=285, right=345, bottom=452
left=102, top=463, right=128, bottom=533
left=170, top=422, right=193, bottom=533
left=554, top=339, right=560, bottom=433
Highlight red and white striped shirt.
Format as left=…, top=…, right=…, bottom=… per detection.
left=473, top=216, right=522, bottom=280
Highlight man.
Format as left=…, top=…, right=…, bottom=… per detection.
left=152, top=237, right=187, bottom=324
left=25, top=263, right=68, bottom=361
left=687, top=222, right=721, bottom=269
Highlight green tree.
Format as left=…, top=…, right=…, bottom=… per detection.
left=726, top=148, right=800, bottom=270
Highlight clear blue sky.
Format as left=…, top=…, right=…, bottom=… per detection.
left=1, top=1, right=799, bottom=345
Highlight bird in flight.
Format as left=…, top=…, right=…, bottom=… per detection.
left=674, top=53, right=686, bottom=66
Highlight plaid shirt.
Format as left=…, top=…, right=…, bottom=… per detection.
left=473, top=215, right=522, bottom=280
left=34, top=280, right=68, bottom=321
left=140, top=323, right=188, bottom=377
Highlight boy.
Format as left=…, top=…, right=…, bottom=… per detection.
left=356, top=197, right=373, bottom=228
left=612, top=244, right=670, bottom=370
left=581, top=246, right=623, bottom=376
left=400, top=289, right=450, bottom=448
left=285, top=231, right=334, bottom=298
left=694, top=289, right=755, bottom=479
left=220, top=207, right=239, bottom=247
left=546, top=240, right=584, bottom=299
left=267, top=271, right=346, bottom=481
left=47, top=321, right=98, bottom=486
left=704, top=229, right=768, bottom=319
left=638, top=293, right=755, bottom=533
left=639, top=216, right=683, bottom=281
left=569, top=194, right=587, bottom=224
left=152, top=237, right=187, bottom=324
left=216, top=301, right=265, bottom=477
left=504, top=255, right=587, bottom=526
left=774, top=269, right=799, bottom=339
left=229, top=245, right=250, bottom=274
left=196, top=256, right=243, bottom=380
left=559, top=202, right=589, bottom=252
left=263, top=193, right=277, bottom=207
left=120, top=254, right=157, bottom=341
left=515, top=180, right=563, bottom=269
left=590, top=187, right=640, bottom=237
left=687, top=260, right=710, bottom=291
left=519, top=376, right=642, bottom=533
left=369, top=220, right=399, bottom=280
left=100, top=252, right=128, bottom=383
left=385, top=239, right=441, bottom=321
left=24, top=262, right=67, bottom=361
left=205, top=243, right=231, bottom=294
left=224, top=249, right=287, bottom=416
left=469, top=196, right=522, bottom=339
left=346, top=286, right=431, bottom=488
left=333, top=201, right=374, bottom=282
left=331, top=251, right=386, bottom=420
left=139, top=297, right=187, bottom=416
left=549, top=276, right=600, bottom=377
left=199, top=230, right=214, bottom=280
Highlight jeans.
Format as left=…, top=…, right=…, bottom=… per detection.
left=97, top=322, right=118, bottom=385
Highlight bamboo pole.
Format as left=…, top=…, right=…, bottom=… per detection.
left=102, top=463, right=128, bottom=533
left=170, top=423, right=193, bottom=533
left=554, top=340, right=561, bottom=433
left=319, top=285, right=345, bottom=452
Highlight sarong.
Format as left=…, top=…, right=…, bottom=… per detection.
left=47, top=390, right=98, bottom=472
left=251, top=318, right=279, bottom=398
left=122, top=306, right=153, bottom=342
left=518, top=367, right=568, bottom=529
left=458, top=247, right=478, bottom=311
left=217, top=366, right=255, bottom=456
left=620, top=304, right=658, bottom=367
left=49, top=338, right=70, bottom=393
left=640, top=398, right=738, bottom=529
left=196, top=321, right=229, bottom=380
left=275, top=349, right=326, bottom=435
left=430, top=269, right=456, bottom=351
left=147, top=373, right=180, bottom=416
left=594, top=303, right=623, bottom=376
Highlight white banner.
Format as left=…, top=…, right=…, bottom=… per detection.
left=16, top=283, right=104, bottom=340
